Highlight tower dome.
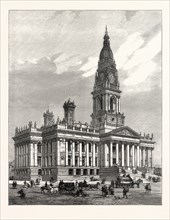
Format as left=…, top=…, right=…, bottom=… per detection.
left=99, top=26, right=114, bottom=61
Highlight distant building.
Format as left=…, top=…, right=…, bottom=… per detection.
left=13, top=28, right=155, bottom=181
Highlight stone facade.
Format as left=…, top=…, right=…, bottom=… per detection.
left=13, top=28, right=155, bottom=181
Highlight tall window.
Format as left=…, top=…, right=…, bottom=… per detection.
left=68, top=155, right=71, bottom=166
left=110, top=96, right=116, bottom=111
left=38, top=143, right=41, bottom=153
left=82, top=156, right=85, bottom=166
left=68, top=142, right=71, bottom=152
left=38, top=156, right=41, bottom=166
left=75, top=156, right=78, bottom=166
left=95, top=144, right=98, bottom=153
left=82, top=143, right=85, bottom=152
left=75, top=142, right=78, bottom=152
left=89, top=157, right=92, bottom=166
left=89, top=143, right=92, bottom=153
left=95, top=157, right=98, bottom=166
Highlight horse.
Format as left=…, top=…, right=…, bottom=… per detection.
left=17, top=188, right=26, bottom=199
left=74, top=188, right=89, bottom=197
left=101, top=185, right=108, bottom=197
left=50, top=187, right=58, bottom=194
left=78, top=181, right=88, bottom=190
left=88, top=182, right=100, bottom=191
left=40, top=185, right=52, bottom=193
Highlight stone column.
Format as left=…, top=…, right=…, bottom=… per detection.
left=151, top=149, right=153, bottom=168
left=105, top=94, right=108, bottom=111
left=139, top=147, right=142, bottom=167
left=118, top=98, right=120, bottom=113
left=34, top=143, right=37, bottom=166
left=116, top=142, right=119, bottom=164
left=132, top=145, right=135, bottom=167
left=126, top=144, right=130, bottom=167
left=72, top=141, right=75, bottom=166
left=86, top=142, right=89, bottom=167
left=102, top=94, right=105, bottom=111
left=57, top=140, right=60, bottom=166
left=108, top=94, right=110, bottom=111
left=79, top=142, right=82, bottom=166
left=116, top=97, right=119, bottom=113
left=121, top=143, right=124, bottom=166
left=142, top=148, right=145, bottom=166
left=110, top=142, right=113, bottom=167
left=65, top=140, right=68, bottom=166
left=15, top=145, right=17, bottom=168
left=147, top=148, right=150, bottom=167
left=92, top=143, right=95, bottom=167
left=137, top=145, right=140, bottom=167
left=30, top=143, right=34, bottom=166
left=104, top=143, right=108, bottom=167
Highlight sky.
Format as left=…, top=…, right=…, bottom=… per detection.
left=9, top=10, right=162, bottom=166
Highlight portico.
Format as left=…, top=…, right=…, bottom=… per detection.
left=100, top=126, right=154, bottom=169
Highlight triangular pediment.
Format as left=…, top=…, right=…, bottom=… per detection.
left=108, top=126, right=140, bottom=138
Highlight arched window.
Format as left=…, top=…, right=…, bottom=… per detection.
left=110, top=96, right=116, bottom=111
left=100, top=95, right=103, bottom=110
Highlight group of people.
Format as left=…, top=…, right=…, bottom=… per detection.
left=101, top=180, right=129, bottom=199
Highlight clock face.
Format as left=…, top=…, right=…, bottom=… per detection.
left=100, top=72, right=105, bottom=81
left=108, top=73, right=115, bottom=83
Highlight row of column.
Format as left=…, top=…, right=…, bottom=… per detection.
left=104, top=142, right=153, bottom=168
left=15, top=142, right=38, bottom=168
left=58, top=140, right=98, bottom=167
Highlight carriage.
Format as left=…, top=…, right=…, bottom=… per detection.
left=78, top=180, right=100, bottom=191
left=58, top=181, right=76, bottom=194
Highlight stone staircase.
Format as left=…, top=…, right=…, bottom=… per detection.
left=99, top=166, right=119, bottom=181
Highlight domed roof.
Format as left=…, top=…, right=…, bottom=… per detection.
left=99, top=47, right=113, bottom=60
left=99, top=27, right=114, bottom=61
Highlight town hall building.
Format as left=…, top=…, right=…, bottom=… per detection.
left=13, top=28, right=155, bottom=181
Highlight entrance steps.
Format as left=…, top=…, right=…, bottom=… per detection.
left=99, top=166, right=119, bottom=181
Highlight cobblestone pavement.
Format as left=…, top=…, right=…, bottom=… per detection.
left=9, top=182, right=161, bottom=205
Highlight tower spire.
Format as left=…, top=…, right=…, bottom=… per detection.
left=105, top=25, right=108, bottom=35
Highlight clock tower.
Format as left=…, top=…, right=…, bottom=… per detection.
left=91, top=27, right=125, bottom=133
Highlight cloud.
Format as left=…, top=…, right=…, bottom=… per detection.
left=124, top=61, right=157, bottom=86
left=80, top=56, right=98, bottom=77
left=115, top=32, right=144, bottom=69
left=123, top=32, right=161, bottom=71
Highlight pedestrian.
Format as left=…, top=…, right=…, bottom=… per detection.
left=45, top=181, right=48, bottom=188
left=111, top=180, right=114, bottom=187
left=109, top=184, right=114, bottom=195
left=75, top=180, right=78, bottom=190
left=123, top=186, right=128, bottom=199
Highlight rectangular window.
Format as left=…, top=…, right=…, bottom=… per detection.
left=82, top=156, right=85, bottom=166
left=89, top=144, right=92, bottom=153
left=82, top=144, right=85, bottom=152
left=68, top=155, right=71, bottom=166
left=75, top=156, right=78, bottom=166
left=75, top=143, right=78, bottom=152
left=89, top=157, right=92, bottom=166
left=95, top=145, right=98, bottom=153
left=68, top=143, right=71, bottom=152
left=95, top=157, right=98, bottom=166
left=38, top=156, right=41, bottom=166
left=90, top=169, right=94, bottom=175
left=69, top=169, right=73, bottom=175
left=50, top=156, right=52, bottom=166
